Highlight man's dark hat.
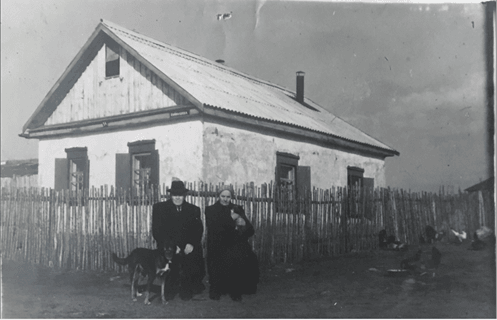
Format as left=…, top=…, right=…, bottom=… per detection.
left=168, top=180, right=189, bottom=195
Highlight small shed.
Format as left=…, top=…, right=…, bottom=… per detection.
left=1, top=159, right=38, bottom=188
left=464, top=177, right=494, bottom=193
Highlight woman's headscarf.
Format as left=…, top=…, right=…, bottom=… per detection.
left=217, top=185, right=235, bottom=198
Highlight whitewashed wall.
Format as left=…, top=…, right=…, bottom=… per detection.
left=202, top=122, right=386, bottom=189
left=38, top=121, right=203, bottom=188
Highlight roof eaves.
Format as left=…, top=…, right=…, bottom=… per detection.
left=204, top=103, right=399, bottom=156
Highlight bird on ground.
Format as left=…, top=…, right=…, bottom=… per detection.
left=451, top=229, right=467, bottom=243
left=400, top=249, right=422, bottom=271
left=386, top=235, right=408, bottom=251
left=379, top=229, right=388, bottom=249
left=419, top=235, right=426, bottom=244
left=470, top=232, right=486, bottom=251
left=425, top=225, right=445, bottom=243
left=379, top=230, right=407, bottom=251
left=421, top=246, right=442, bottom=277
left=476, top=226, right=493, bottom=241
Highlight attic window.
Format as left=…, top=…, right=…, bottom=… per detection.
left=105, top=42, right=120, bottom=77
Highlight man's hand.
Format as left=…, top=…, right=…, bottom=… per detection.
left=184, top=243, right=194, bottom=255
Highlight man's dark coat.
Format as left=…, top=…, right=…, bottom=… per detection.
left=152, top=199, right=205, bottom=297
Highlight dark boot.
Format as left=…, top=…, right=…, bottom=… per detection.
left=230, top=293, right=242, bottom=302
left=180, top=288, right=192, bottom=301
left=209, top=286, right=221, bottom=300
left=209, top=291, right=221, bottom=300
left=192, top=282, right=205, bottom=295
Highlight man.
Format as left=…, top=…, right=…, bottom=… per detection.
left=152, top=179, right=205, bottom=301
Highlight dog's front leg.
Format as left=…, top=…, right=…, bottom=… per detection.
left=160, top=275, right=167, bottom=305
left=144, top=291, right=151, bottom=305
left=132, top=266, right=140, bottom=301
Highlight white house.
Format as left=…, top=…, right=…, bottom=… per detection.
left=20, top=20, right=399, bottom=194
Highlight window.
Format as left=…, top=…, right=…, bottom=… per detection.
left=346, top=166, right=374, bottom=220
left=275, top=152, right=311, bottom=210
left=115, top=140, right=159, bottom=196
left=105, top=41, right=120, bottom=77
left=54, top=147, right=89, bottom=192
left=69, top=157, right=86, bottom=192
left=132, top=152, right=153, bottom=194
left=347, top=166, right=374, bottom=190
left=276, top=152, right=299, bottom=190
left=347, top=166, right=364, bottom=188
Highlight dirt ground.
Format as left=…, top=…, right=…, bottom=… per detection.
left=2, top=241, right=495, bottom=319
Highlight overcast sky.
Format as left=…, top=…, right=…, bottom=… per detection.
left=1, top=0, right=493, bottom=192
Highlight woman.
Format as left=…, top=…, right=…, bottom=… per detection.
left=205, top=186, right=260, bottom=301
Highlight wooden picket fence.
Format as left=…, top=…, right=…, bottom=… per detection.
left=1, top=182, right=494, bottom=272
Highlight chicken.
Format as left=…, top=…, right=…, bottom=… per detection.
left=421, top=246, right=442, bottom=277
left=419, top=235, right=426, bottom=244
left=470, top=232, right=486, bottom=251
left=400, top=249, right=422, bottom=270
left=425, top=225, right=445, bottom=243
left=378, top=230, right=407, bottom=251
left=386, top=236, right=408, bottom=251
left=451, top=229, right=467, bottom=243
left=379, top=229, right=388, bottom=249
left=476, top=226, right=493, bottom=241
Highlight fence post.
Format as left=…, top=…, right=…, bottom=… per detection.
left=478, top=191, right=485, bottom=227
left=390, top=188, right=399, bottom=241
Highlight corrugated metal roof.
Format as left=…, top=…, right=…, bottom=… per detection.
left=101, top=20, right=396, bottom=152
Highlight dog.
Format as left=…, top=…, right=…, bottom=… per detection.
left=112, top=238, right=177, bottom=305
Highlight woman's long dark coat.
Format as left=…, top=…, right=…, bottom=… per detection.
left=205, top=201, right=259, bottom=296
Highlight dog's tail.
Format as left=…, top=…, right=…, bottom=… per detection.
left=112, top=252, right=131, bottom=266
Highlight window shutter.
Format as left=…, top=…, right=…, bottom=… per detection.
left=297, top=166, right=311, bottom=197
left=54, top=158, right=69, bottom=191
left=115, top=153, right=131, bottom=193
left=275, top=166, right=278, bottom=186
left=84, top=159, right=90, bottom=190
left=150, top=150, right=160, bottom=188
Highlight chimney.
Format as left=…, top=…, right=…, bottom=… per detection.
left=296, top=71, right=305, bottom=103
